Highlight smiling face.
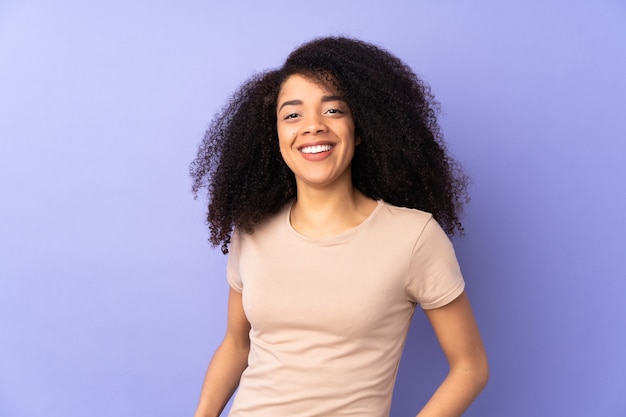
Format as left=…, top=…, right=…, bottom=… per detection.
left=276, top=74, right=357, bottom=192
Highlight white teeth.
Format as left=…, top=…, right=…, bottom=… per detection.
left=301, top=144, right=333, bottom=154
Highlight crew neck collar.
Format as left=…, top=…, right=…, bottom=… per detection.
left=284, top=199, right=383, bottom=243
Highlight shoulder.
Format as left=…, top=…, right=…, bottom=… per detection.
left=373, top=201, right=454, bottom=253
left=355, top=201, right=441, bottom=257
left=235, top=202, right=292, bottom=245
left=375, top=201, right=434, bottom=231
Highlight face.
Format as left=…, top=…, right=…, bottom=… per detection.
left=276, top=74, right=357, bottom=191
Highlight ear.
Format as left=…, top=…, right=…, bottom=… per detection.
left=355, top=136, right=362, bottom=145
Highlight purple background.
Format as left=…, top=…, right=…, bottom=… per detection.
left=1, top=1, right=625, bottom=416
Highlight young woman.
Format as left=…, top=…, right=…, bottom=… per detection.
left=191, top=36, right=488, bottom=417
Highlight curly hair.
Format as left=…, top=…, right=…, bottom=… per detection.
left=191, top=36, right=468, bottom=254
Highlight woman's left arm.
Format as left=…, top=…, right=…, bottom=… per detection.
left=416, top=291, right=489, bottom=417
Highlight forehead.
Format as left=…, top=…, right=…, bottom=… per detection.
left=278, top=73, right=341, bottom=98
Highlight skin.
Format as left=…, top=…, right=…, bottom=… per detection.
left=276, top=74, right=357, bottom=193
left=194, top=75, right=488, bottom=417
left=276, top=74, right=376, bottom=237
left=194, top=288, right=250, bottom=417
left=418, top=293, right=489, bottom=416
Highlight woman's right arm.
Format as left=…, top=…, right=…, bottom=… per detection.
left=194, top=287, right=251, bottom=417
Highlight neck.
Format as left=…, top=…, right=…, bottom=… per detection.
left=290, top=181, right=377, bottom=238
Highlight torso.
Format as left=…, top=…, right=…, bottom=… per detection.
left=226, top=201, right=464, bottom=416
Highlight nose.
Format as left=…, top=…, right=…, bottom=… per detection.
left=303, top=114, right=328, bottom=135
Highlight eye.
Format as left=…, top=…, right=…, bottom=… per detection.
left=283, top=113, right=299, bottom=120
left=325, top=108, right=344, bottom=115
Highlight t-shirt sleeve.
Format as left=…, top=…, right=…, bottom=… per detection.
left=226, top=231, right=243, bottom=293
left=406, top=216, right=465, bottom=309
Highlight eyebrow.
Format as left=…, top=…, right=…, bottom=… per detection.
left=278, top=95, right=344, bottom=111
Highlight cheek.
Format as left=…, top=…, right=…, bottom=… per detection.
left=277, top=126, right=296, bottom=147
left=276, top=130, right=293, bottom=161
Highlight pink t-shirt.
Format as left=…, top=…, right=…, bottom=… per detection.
left=227, top=200, right=464, bottom=416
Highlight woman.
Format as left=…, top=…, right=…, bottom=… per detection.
left=191, top=36, right=488, bottom=417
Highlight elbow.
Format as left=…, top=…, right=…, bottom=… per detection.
left=474, top=352, right=490, bottom=392
left=478, top=360, right=490, bottom=391
left=456, top=352, right=489, bottom=394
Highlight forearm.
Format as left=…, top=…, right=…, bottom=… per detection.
left=194, top=339, right=250, bottom=417
left=416, top=361, right=488, bottom=417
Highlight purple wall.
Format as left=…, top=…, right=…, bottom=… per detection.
left=1, top=1, right=624, bottom=416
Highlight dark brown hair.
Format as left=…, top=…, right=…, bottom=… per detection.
left=191, top=36, right=468, bottom=253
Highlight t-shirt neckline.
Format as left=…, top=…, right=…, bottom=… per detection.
left=284, top=199, right=384, bottom=243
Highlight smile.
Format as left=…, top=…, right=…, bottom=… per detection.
left=300, top=144, right=334, bottom=154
